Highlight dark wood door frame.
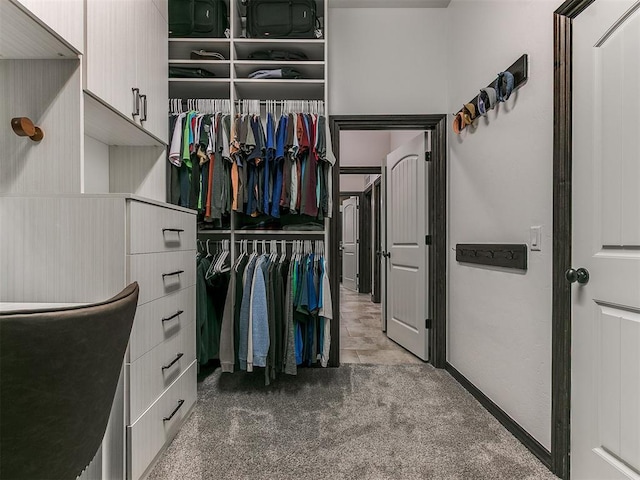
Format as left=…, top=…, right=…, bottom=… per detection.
left=372, top=177, right=382, bottom=304
left=339, top=166, right=382, bottom=175
left=553, top=1, right=594, bottom=478
left=359, top=187, right=373, bottom=295
left=329, top=115, right=447, bottom=368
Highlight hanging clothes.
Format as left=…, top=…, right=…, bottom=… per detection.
left=216, top=241, right=332, bottom=385
left=195, top=240, right=232, bottom=370
left=168, top=100, right=233, bottom=228
left=230, top=107, right=335, bottom=223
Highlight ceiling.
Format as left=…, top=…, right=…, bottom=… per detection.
left=330, top=0, right=450, bottom=8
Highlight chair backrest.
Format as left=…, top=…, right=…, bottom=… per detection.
left=0, top=282, right=139, bottom=480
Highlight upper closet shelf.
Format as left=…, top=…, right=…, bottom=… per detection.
left=234, top=79, right=324, bottom=100
left=169, top=60, right=231, bottom=78
left=234, top=61, right=324, bottom=79
left=169, top=79, right=231, bottom=99
left=234, top=40, right=325, bottom=61
left=0, top=0, right=78, bottom=59
left=169, top=38, right=231, bottom=61
left=84, top=91, right=166, bottom=147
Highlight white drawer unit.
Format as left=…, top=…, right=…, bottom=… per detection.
left=128, top=200, right=196, bottom=254
left=128, top=286, right=195, bottom=362
left=0, top=195, right=197, bottom=480
left=128, top=320, right=196, bottom=423
left=124, top=198, right=197, bottom=479
left=128, top=250, right=196, bottom=305
left=128, top=361, right=197, bottom=480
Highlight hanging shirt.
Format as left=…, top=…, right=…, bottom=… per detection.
left=181, top=111, right=195, bottom=169
left=271, top=114, right=287, bottom=217
left=169, top=113, right=186, bottom=166
left=283, top=259, right=298, bottom=375
left=250, top=256, right=270, bottom=369
left=319, top=257, right=333, bottom=367
left=239, top=255, right=258, bottom=371
left=289, top=114, right=300, bottom=212
left=302, top=114, right=319, bottom=217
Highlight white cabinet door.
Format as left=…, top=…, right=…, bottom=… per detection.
left=12, top=0, right=84, bottom=52
left=137, top=0, right=168, bottom=142
left=86, top=0, right=139, bottom=122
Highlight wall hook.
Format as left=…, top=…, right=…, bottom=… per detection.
left=11, top=117, right=44, bottom=142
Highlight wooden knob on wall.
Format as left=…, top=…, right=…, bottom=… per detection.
left=11, top=117, right=44, bottom=142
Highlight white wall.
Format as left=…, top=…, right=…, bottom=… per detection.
left=84, top=135, right=110, bottom=194
left=340, top=174, right=367, bottom=192
left=329, top=8, right=449, bottom=115
left=340, top=131, right=390, bottom=166
left=389, top=131, right=423, bottom=152
left=446, top=0, right=562, bottom=451
left=0, top=59, right=82, bottom=194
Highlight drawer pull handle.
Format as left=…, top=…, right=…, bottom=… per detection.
left=163, top=399, right=185, bottom=422
left=162, top=270, right=184, bottom=279
left=162, top=352, right=184, bottom=371
left=162, top=228, right=184, bottom=233
left=162, top=310, right=184, bottom=323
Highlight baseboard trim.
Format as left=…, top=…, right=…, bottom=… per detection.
left=445, top=362, right=552, bottom=470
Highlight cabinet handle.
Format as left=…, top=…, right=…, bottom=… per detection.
left=132, top=88, right=140, bottom=117
left=161, top=352, right=184, bottom=370
left=162, top=310, right=184, bottom=323
left=163, top=399, right=185, bottom=422
left=162, top=270, right=184, bottom=279
left=140, top=94, right=147, bottom=122
left=162, top=228, right=184, bottom=233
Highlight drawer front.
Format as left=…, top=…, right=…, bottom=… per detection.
left=128, top=320, right=196, bottom=423
left=128, top=201, right=196, bottom=254
left=129, top=286, right=195, bottom=362
left=128, top=361, right=196, bottom=480
left=128, top=250, right=196, bottom=305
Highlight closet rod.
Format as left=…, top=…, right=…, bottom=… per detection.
left=235, top=100, right=325, bottom=105
left=233, top=240, right=324, bottom=244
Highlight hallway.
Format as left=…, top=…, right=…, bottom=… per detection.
left=340, top=286, right=422, bottom=365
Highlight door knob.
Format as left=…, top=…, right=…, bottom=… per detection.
left=565, top=267, right=589, bottom=285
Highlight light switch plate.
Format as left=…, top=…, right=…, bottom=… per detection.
left=530, top=226, right=542, bottom=251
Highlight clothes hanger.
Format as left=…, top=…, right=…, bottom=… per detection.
left=212, top=239, right=225, bottom=273
left=270, top=240, right=277, bottom=263
left=218, top=240, right=230, bottom=273
left=209, top=242, right=220, bottom=280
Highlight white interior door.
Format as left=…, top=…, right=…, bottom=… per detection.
left=342, top=196, right=359, bottom=292
left=385, top=133, right=428, bottom=360
left=573, top=2, right=640, bottom=478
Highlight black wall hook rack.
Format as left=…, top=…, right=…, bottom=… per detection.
left=454, top=54, right=529, bottom=117
left=456, top=243, right=528, bottom=270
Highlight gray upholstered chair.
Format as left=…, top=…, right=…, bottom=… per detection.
left=0, top=282, right=139, bottom=480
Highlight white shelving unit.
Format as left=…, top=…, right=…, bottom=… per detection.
left=169, top=0, right=330, bottom=238
left=168, top=0, right=327, bottom=101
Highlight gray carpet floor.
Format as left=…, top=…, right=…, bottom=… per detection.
left=147, top=364, right=558, bottom=480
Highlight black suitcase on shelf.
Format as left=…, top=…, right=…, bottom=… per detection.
left=246, top=0, right=317, bottom=38
left=169, top=0, right=228, bottom=38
